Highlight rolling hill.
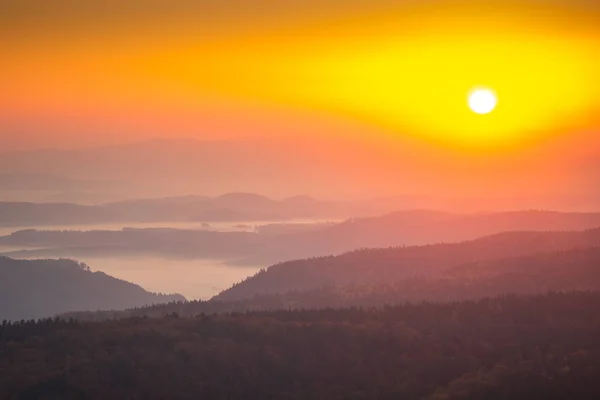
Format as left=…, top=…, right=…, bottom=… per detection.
left=64, top=245, right=600, bottom=321
left=215, top=227, right=600, bottom=301
left=0, top=257, right=185, bottom=320
left=3, top=210, right=600, bottom=268
left=0, top=192, right=366, bottom=227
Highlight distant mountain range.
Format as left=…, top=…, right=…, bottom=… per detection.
left=0, top=257, right=185, bottom=320
left=4, top=219, right=600, bottom=321
left=1, top=138, right=598, bottom=210
left=0, top=138, right=420, bottom=203
left=4, top=209, right=600, bottom=322
left=3, top=210, right=600, bottom=268
left=0, top=192, right=386, bottom=227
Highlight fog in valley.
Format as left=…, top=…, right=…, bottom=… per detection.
left=80, top=257, right=260, bottom=300
left=0, top=218, right=339, bottom=299
left=3, top=1, right=600, bottom=398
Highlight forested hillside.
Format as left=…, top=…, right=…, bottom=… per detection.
left=216, top=228, right=600, bottom=301
left=0, top=257, right=185, bottom=320
left=64, top=246, right=600, bottom=321
left=3, top=292, right=600, bottom=399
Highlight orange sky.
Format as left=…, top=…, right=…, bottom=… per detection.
left=2, top=0, right=599, bottom=149
left=1, top=0, right=599, bottom=204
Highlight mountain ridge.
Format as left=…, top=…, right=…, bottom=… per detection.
left=214, top=227, right=600, bottom=301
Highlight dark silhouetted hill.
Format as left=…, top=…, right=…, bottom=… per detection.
left=4, top=292, right=600, bottom=399
left=0, top=257, right=185, bottom=320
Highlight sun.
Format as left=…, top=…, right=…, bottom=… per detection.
left=468, top=88, right=497, bottom=114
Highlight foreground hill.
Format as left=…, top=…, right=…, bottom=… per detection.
left=215, top=228, right=600, bottom=301
left=3, top=292, right=600, bottom=399
left=0, top=257, right=185, bottom=320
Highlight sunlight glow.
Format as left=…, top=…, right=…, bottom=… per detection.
left=2, top=1, right=599, bottom=152
left=468, top=88, right=497, bottom=114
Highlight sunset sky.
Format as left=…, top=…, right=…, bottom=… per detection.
left=1, top=0, right=599, bottom=204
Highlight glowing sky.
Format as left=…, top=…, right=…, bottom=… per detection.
left=1, top=0, right=599, bottom=153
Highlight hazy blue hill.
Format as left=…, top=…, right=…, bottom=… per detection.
left=0, top=257, right=185, bottom=320
left=0, top=193, right=363, bottom=227
left=0, top=138, right=426, bottom=204
left=4, top=210, right=600, bottom=267
left=214, top=192, right=277, bottom=208
left=0, top=228, right=263, bottom=260
left=303, top=209, right=459, bottom=249
left=109, top=195, right=212, bottom=207
left=304, top=209, right=600, bottom=250
left=1, top=138, right=598, bottom=209
left=191, top=208, right=281, bottom=222
left=282, top=195, right=318, bottom=204
left=215, top=228, right=600, bottom=301
left=444, top=210, right=600, bottom=236
left=234, top=210, right=600, bottom=266
left=3, top=187, right=599, bottom=232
